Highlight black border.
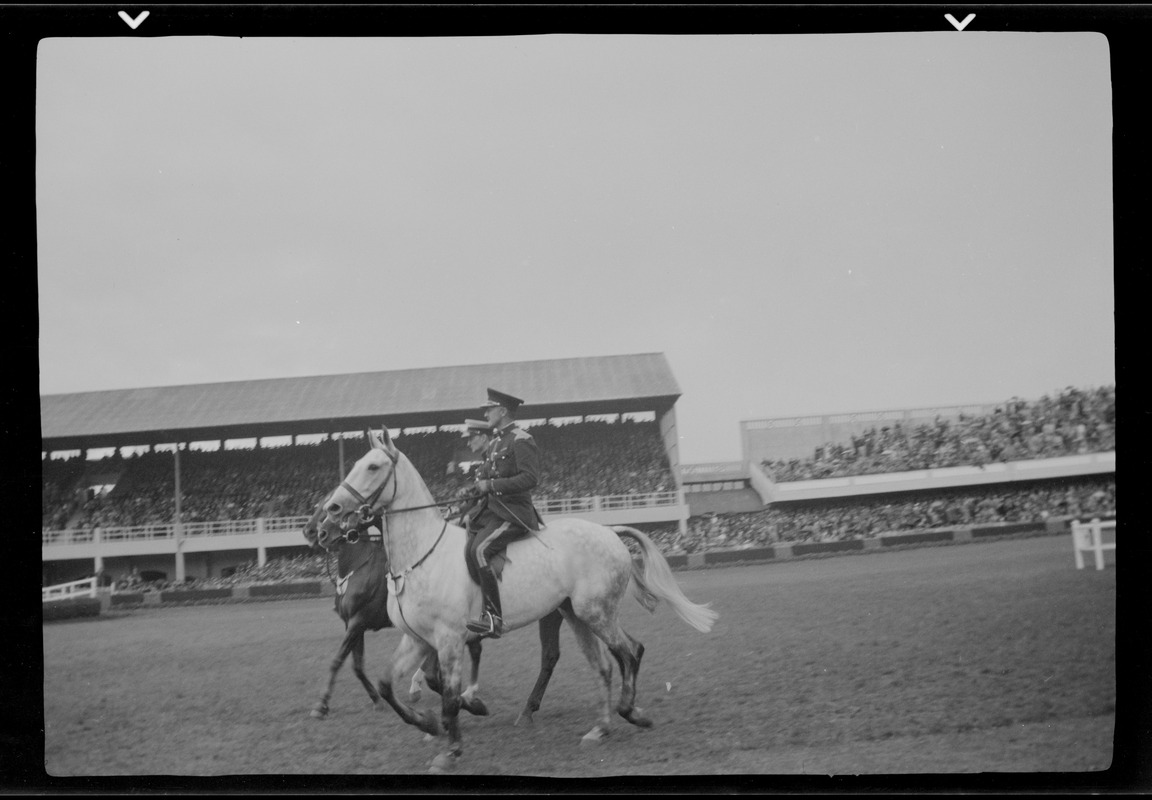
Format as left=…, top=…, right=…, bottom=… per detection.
left=8, top=3, right=1145, bottom=795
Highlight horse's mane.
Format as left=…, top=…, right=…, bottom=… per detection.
left=394, top=448, right=440, bottom=508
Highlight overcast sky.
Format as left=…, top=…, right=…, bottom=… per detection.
left=36, top=33, right=1114, bottom=464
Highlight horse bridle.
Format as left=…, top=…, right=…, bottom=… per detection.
left=337, top=448, right=400, bottom=529
left=336, top=448, right=462, bottom=534
left=328, top=447, right=461, bottom=573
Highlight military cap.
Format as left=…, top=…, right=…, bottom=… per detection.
left=462, top=419, right=492, bottom=438
left=481, top=388, right=524, bottom=412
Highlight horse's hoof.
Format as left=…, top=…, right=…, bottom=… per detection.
left=423, top=733, right=437, bottom=743
left=418, top=713, right=441, bottom=737
left=514, top=711, right=534, bottom=727
left=622, top=708, right=653, bottom=728
left=310, top=706, right=328, bottom=719
left=580, top=726, right=609, bottom=746
left=463, top=697, right=490, bottom=717
left=429, top=751, right=459, bottom=773
left=409, top=688, right=422, bottom=703
left=373, top=700, right=386, bottom=713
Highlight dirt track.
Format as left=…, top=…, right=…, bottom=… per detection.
left=43, top=535, right=1114, bottom=779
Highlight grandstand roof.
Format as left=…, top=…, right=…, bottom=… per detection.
left=41, top=353, right=682, bottom=450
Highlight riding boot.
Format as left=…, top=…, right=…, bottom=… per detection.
left=466, top=565, right=503, bottom=638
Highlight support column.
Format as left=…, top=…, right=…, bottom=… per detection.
left=258, top=546, right=267, bottom=568
left=659, top=406, right=682, bottom=490
left=175, top=542, right=186, bottom=583
left=174, top=444, right=186, bottom=583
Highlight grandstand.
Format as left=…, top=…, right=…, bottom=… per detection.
left=42, top=359, right=1116, bottom=590
left=741, top=385, right=1115, bottom=504
left=41, top=354, right=689, bottom=585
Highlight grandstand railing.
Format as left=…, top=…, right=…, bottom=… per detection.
left=263, top=516, right=314, bottom=534
left=182, top=519, right=262, bottom=538
left=43, top=516, right=313, bottom=546
left=42, top=492, right=681, bottom=546
left=101, top=523, right=191, bottom=542
left=537, top=491, right=679, bottom=516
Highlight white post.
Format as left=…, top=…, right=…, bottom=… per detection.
left=1092, top=518, right=1105, bottom=571
left=1073, top=520, right=1087, bottom=569
left=258, top=546, right=267, bottom=568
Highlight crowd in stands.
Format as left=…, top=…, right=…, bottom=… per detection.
left=761, top=386, right=1115, bottom=482
left=42, top=457, right=87, bottom=531
left=532, top=421, right=676, bottom=500
left=43, top=420, right=677, bottom=531
left=54, top=442, right=348, bottom=531
left=645, top=476, right=1116, bottom=555
left=99, top=474, right=1116, bottom=594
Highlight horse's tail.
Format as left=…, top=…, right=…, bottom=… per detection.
left=612, top=526, right=718, bottom=633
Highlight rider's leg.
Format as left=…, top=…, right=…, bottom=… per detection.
left=472, top=563, right=503, bottom=637
left=466, top=520, right=520, bottom=638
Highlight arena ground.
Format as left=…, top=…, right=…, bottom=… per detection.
left=43, top=535, right=1116, bottom=783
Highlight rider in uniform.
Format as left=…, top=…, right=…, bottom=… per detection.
left=465, top=389, right=544, bottom=639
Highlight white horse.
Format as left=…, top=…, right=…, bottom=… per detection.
left=320, top=425, right=718, bottom=773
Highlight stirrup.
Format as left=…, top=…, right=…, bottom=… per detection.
left=466, top=611, right=502, bottom=638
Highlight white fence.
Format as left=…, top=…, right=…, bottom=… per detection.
left=42, top=576, right=98, bottom=603
left=1072, top=518, right=1116, bottom=570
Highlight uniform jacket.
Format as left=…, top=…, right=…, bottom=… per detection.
left=478, top=423, right=544, bottom=531
left=459, top=460, right=492, bottom=530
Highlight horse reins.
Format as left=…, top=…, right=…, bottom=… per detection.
left=327, top=448, right=463, bottom=643
left=340, top=450, right=465, bottom=522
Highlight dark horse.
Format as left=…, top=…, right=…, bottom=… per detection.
left=303, top=505, right=563, bottom=726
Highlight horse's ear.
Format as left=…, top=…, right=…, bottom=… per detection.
left=366, top=425, right=397, bottom=456
left=378, top=423, right=399, bottom=457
